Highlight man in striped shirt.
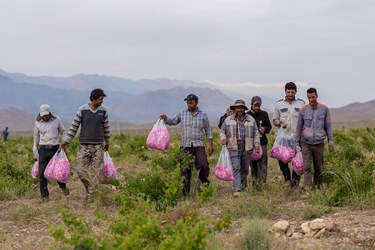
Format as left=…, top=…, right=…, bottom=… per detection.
left=61, top=88, right=110, bottom=202
left=160, top=94, right=213, bottom=195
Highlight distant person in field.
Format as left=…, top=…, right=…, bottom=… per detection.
left=247, top=96, right=272, bottom=186
left=61, top=88, right=110, bottom=203
left=160, top=94, right=213, bottom=195
left=33, top=104, right=69, bottom=201
left=2, top=127, right=9, bottom=142
left=220, top=99, right=261, bottom=197
left=218, top=107, right=233, bottom=129
left=273, top=82, right=305, bottom=188
left=296, top=87, right=334, bottom=190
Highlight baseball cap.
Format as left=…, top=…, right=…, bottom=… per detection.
left=184, top=94, right=198, bottom=101
left=251, top=96, right=262, bottom=105
left=39, top=104, right=51, bottom=116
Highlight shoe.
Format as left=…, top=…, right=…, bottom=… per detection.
left=233, top=191, right=241, bottom=198
left=41, top=196, right=49, bottom=202
left=62, top=187, right=70, bottom=196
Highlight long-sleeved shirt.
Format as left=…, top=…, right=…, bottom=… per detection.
left=295, top=103, right=334, bottom=145
left=64, top=104, right=110, bottom=145
left=220, top=114, right=260, bottom=152
left=247, top=109, right=272, bottom=145
left=33, top=116, right=65, bottom=158
left=165, top=108, right=212, bottom=148
left=273, top=97, right=305, bottom=136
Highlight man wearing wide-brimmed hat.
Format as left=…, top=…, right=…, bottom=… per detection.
left=220, top=99, right=261, bottom=197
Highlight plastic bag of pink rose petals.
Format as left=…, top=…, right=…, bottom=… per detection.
left=100, top=151, right=118, bottom=184
left=146, top=119, right=170, bottom=150
left=44, top=149, right=71, bottom=183
left=292, top=150, right=304, bottom=176
left=215, top=146, right=234, bottom=181
left=31, top=161, right=39, bottom=179
left=270, top=129, right=296, bottom=163
left=251, top=146, right=263, bottom=161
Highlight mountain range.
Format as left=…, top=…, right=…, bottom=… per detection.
left=0, top=69, right=374, bottom=132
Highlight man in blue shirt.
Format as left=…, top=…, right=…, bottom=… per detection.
left=160, top=94, right=213, bottom=195
left=1, top=127, right=9, bottom=142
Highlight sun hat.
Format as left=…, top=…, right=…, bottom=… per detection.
left=230, top=99, right=248, bottom=110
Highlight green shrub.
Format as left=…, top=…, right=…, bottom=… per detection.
left=242, top=219, right=272, bottom=250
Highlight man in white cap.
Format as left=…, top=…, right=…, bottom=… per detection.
left=33, top=104, right=69, bottom=201
left=220, top=99, right=261, bottom=196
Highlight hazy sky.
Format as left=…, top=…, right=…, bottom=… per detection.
left=1, top=0, right=374, bottom=107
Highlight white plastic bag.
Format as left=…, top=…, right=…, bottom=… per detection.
left=44, top=149, right=71, bottom=183
left=292, top=150, right=304, bottom=176
left=100, top=151, right=118, bottom=184
left=146, top=119, right=170, bottom=150
left=270, top=128, right=296, bottom=163
left=31, top=161, right=39, bottom=179
left=214, top=146, right=234, bottom=181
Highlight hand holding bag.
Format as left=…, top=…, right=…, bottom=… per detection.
left=251, top=146, right=263, bottom=161
left=100, top=151, right=118, bottom=184
left=44, top=149, right=71, bottom=183
left=146, top=119, right=170, bottom=150
left=215, top=146, right=234, bottom=181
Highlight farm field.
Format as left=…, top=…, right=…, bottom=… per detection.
left=0, top=126, right=374, bottom=249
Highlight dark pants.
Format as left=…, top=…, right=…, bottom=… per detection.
left=301, top=142, right=325, bottom=188
left=182, top=146, right=209, bottom=195
left=278, top=160, right=300, bottom=187
left=38, top=145, right=66, bottom=198
left=250, top=144, right=268, bottom=184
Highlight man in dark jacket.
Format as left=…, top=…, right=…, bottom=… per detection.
left=247, top=96, right=272, bottom=186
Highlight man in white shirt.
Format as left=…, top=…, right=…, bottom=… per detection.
left=273, top=82, right=305, bottom=188
left=33, top=104, right=69, bottom=201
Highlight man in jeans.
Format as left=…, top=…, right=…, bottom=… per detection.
left=160, top=94, right=213, bottom=195
left=61, top=88, right=110, bottom=202
left=296, top=87, right=334, bottom=189
left=220, top=99, right=260, bottom=196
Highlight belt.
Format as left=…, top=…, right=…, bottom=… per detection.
left=237, top=140, right=245, bottom=145
left=40, top=145, right=59, bottom=148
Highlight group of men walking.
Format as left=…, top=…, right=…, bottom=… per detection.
left=162, top=81, right=334, bottom=196
left=31, top=81, right=334, bottom=202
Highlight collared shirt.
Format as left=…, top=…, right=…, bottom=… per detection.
left=273, top=97, right=305, bottom=135
left=296, top=103, right=334, bottom=145
left=236, top=116, right=246, bottom=141
left=165, top=108, right=212, bottom=148
left=33, top=116, right=65, bottom=157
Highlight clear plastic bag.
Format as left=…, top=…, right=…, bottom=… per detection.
left=270, top=128, right=296, bottom=163
left=215, top=146, right=234, bottom=181
left=292, top=150, right=304, bottom=176
left=100, top=151, right=118, bottom=184
left=251, top=146, right=263, bottom=161
left=31, top=161, right=39, bottom=179
left=44, top=149, right=71, bottom=183
left=146, top=119, right=170, bottom=150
